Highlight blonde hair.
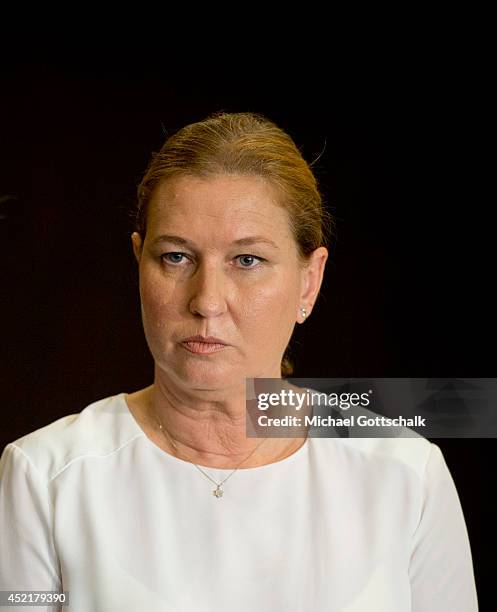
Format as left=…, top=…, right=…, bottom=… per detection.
left=133, top=111, right=334, bottom=375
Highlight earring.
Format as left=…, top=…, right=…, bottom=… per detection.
left=300, top=307, right=307, bottom=320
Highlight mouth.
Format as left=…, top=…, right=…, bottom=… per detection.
left=180, top=335, right=229, bottom=355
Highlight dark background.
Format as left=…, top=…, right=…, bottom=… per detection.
left=1, top=62, right=493, bottom=605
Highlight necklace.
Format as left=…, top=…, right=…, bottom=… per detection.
left=155, top=413, right=269, bottom=499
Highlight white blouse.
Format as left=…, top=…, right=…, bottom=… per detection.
left=0, top=392, right=478, bottom=611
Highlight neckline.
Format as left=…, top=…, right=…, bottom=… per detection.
left=118, top=391, right=310, bottom=473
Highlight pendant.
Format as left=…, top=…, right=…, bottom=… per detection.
left=213, top=485, right=224, bottom=498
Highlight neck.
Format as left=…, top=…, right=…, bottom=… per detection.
left=135, top=367, right=309, bottom=469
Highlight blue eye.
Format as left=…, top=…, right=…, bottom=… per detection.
left=160, top=252, right=264, bottom=268
left=236, top=255, right=264, bottom=268
left=161, top=252, right=188, bottom=265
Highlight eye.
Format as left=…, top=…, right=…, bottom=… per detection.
left=160, top=252, right=190, bottom=265
left=235, top=254, right=265, bottom=268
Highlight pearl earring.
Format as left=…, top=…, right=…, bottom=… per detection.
left=300, top=307, right=307, bottom=320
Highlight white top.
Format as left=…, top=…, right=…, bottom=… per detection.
left=0, top=392, right=478, bottom=612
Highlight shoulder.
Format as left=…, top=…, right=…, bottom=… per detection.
left=307, top=398, right=436, bottom=481
left=0, top=393, right=142, bottom=482
left=332, top=435, right=435, bottom=479
left=308, top=433, right=436, bottom=488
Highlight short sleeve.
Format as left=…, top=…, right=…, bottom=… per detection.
left=409, top=442, right=479, bottom=611
left=0, top=443, right=62, bottom=611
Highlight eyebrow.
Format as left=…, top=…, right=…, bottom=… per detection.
left=151, top=234, right=280, bottom=249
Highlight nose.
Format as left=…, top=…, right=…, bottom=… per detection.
left=188, top=262, right=228, bottom=318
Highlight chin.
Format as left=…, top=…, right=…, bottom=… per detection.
left=169, top=360, right=246, bottom=392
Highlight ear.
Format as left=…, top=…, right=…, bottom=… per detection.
left=131, top=232, right=143, bottom=263
left=297, top=246, right=328, bottom=323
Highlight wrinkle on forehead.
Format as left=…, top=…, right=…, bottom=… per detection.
left=147, top=174, right=293, bottom=241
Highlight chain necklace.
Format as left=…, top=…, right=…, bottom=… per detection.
left=155, top=413, right=269, bottom=499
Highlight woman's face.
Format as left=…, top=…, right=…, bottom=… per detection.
left=132, top=174, right=327, bottom=392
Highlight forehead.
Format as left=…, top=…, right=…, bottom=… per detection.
left=147, top=174, right=293, bottom=239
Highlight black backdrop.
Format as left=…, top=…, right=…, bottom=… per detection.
left=1, top=62, right=493, bottom=606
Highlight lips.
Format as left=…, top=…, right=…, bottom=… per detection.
left=181, top=335, right=228, bottom=354
left=182, top=335, right=227, bottom=344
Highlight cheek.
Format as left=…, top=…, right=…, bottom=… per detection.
left=237, top=274, right=300, bottom=332
left=139, top=271, right=180, bottom=327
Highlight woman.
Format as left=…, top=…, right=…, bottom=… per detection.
left=0, top=112, right=478, bottom=611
